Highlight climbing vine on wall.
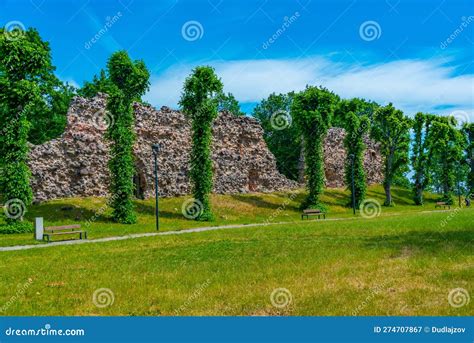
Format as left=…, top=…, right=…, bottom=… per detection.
left=344, top=112, right=370, bottom=208
left=106, top=51, right=150, bottom=224
left=179, top=66, right=223, bottom=221
left=292, top=86, right=338, bottom=210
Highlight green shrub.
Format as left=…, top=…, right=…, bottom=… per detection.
left=0, top=221, right=33, bottom=234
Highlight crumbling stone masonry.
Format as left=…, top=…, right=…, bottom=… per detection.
left=28, top=94, right=383, bottom=202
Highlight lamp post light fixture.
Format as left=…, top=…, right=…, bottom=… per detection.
left=349, top=154, right=356, bottom=215
left=152, top=143, right=160, bottom=231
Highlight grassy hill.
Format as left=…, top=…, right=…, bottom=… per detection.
left=0, top=185, right=455, bottom=247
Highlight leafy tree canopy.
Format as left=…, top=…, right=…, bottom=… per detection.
left=252, top=92, right=300, bottom=180
left=0, top=27, right=74, bottom=145
left=427, top=119, right=467, bottom=203
left=77, top=69, right=114, bottom=98
left=333, top=97, right=378, bottom=128
left=218, top=92, right=244, bottom=116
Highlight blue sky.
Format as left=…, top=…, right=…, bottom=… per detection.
left=1, top=0, right=473, bottom=120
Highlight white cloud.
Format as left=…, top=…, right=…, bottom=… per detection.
left=143, top=56, right=474, bottom=121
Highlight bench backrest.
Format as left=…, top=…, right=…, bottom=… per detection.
left=436, top=202, right=446, bottom=205
left=303, top=209, right=322, bottom=214
left=44, top=224, right=81, bottom=232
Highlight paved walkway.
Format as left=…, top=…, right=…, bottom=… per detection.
left=0, top=209, right=451, bottom=252
left=0, top=217, right=358, bottom=252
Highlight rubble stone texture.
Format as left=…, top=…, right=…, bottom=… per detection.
left=28, top=94, right=383, bottom=202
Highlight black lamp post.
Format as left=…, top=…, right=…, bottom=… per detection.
left=152, top=144, right=160, bottom=231
left=349, top=154, right=356, bottom=215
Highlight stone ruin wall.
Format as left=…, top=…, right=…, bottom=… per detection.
left=28, top=94, right=383, bottom=202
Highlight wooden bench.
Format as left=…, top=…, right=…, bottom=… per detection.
left=435, top=202, right=451, bottom=209
left=301, top=209, right=326, bottom=220
left=43, top=224, right=87, bottom=243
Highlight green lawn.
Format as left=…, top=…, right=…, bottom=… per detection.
left=0, top=186, right=472, bottom=316
left=0, top=185, right=457, bottom=247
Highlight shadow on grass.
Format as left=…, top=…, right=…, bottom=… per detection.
left=363, top=230, right=473, bottom=254
left=134, top=202, right=187, bottom=220
left=322, top=189, right=352, bottom=206
left=25, top=203, right=114, bottom=224
left=230, top=194, right=302, bottom=212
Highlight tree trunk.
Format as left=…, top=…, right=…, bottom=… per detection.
left=384, top=151, right=394, bottom=206
left=298, top=135, right=305, bottom=184
left=413, top=169, right=424, bottom=205
left=384, top=182, right=392, bottom=206
left=414, top=184, right=423, bottom=205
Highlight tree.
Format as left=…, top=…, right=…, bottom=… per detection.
left=179, top=66, right=223, bottom=221
left=427, top=120, right=466, bottom=204
left=0, top=28, right=74, bottom=146
left=344, top=112, right=370, bottom=207
left=218, top=92, right=244, bottom=116
left=411, top=112, right=437, bottom=205
left=252, top=92, right=300, bottom=180
left=0, top=27, right=54, bottom=230
left=463, top=123, right=474, bottom=195
left=334, top=97, right=376, bottom=207
left=78, top=69, right=115, bottom=98
left=333, top=98, right=378, bottom=128
left=370, top=103, right=411, bottom=206
left=27, top=80, right=75, bottom=144
left=106, top=51, right=150, bottom=224
left=291, top=86, right=338, bottom=210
